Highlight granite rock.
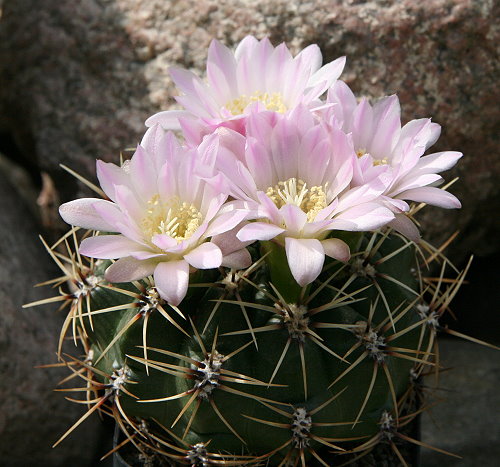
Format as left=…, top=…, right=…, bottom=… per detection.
left=421, top=338, right=500, bottom=467
left=0, top=0, right=498, bottom=257
left=0, top=166, right=103, bottom=466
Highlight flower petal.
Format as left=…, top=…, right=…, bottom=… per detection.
left=154, top=260, right=190, bottom=306
left=280, top=204, right=307, bottom=234
left=211, top=222, right=254, bottom=255
left=414, top=151, right=462, bottom=174
left=307, top=56, right=346, bottom=89
left=204, top=209, right=248, bottom=238
left=145, top=110, right=192, bottom=131
left=152, top=234, right=178, bottom=251
left=321, top=238, right=350, bottom=262
left=221, top=248, right=252, bottom=269
left=396, top=187, right=461, bottom=209
left=79, top=235, right=144, bottom=259
left=389, top=214, right=421, bottom=243
left=237, top=222, right=285, bottom=242
left=96, top=160, right=130, bottom=203
left=59, top=198, right=117, bottom=231
left=285, top=237, right=325, bottom=287
left=184, top=242, right=222, bottom=269
left=105, top=257, right=157, bottom=283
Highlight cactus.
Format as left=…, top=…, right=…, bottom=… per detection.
left=24, top=35, right=498, bottom=466
left=27, top=224, right=485, bottom=466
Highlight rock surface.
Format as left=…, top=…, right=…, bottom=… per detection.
left=1, top=0, right=498, bottom=259
left=0, top=166, right=104, bottom=466
left=421, top=338, right=500, bottom=467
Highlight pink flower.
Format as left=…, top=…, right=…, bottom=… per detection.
left=146, top=35, right=346, bottom=145
left=59, top=126, right=247, bottom=305
left=326, top=81, right=462, bottom=239
left=212, top=106, right=395, bottom=287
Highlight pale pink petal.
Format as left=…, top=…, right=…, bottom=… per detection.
left=105, top=257, right=157, bottom=283
left=256, top=192, right=282, bottom=225
left=234, top=35, right=259, bottom=61
left=207, top=39, right=238, bottom=103
left=129, top=145, right=158, bottom=201
left=184, top=242, right=222, bottom=269
left=152, top=234, right=178, bottom=251
left=59, top=198, right=117, bottom=231
left=307, top=56, right=346, bottom=89
left=179, top=117, right=207, bottom=146
left=369, top=95, right=401, bottom=159
left=237, top=222, right=285, bottom=242
left=190, top=77, right=220, bottom=116
left=327, top=80, right=357, bottom=130
left=154, top=260, right=190, bottom=306
left=335, top=203, right=394, bottom=231
left=426, top=122, right=441, bottom=150
left=145, top=110, right=192, bottom=131
left=413, top=151, right=462, bottom=174
left=170, top=67, right=205, bottom=95
left=396, top=187, right=461, bottom=208
left=176, top=94, right=213, bottom=120
left=389, top=214, right=421, bottom=243
left=280, top=204, right=307, bottom=233
left=92, top=201, right=144, bottom=244
left=114, top=185, right=144, bottom=223
left=130, top=251, right=165, bottom=260
left=270, top=117, right=300, bottom=181
left=199, top=194, right=226, bottom=227
left=80, top=235, right=143, bottom=259
left=351, top=98, right=374, bottom=150
left=245, top=139, right=274, bottom=190
left=205, top=210, right=249, bottom=238
left=313, top=199, right=339, bottom=222
left=295, top=44, right=322, bottom=73
left=321, top=238, right=350, bottom=262
left=140, top=124, right=168, bottom=156
left=221, top=248, right=252, bottom=269
left=283, top=56, right=311, bottom=104
left=299, top=131, right=330, bottom=186
left=383, top=197, right=410, bottom=213
left=211, top=222, right=254, bottom=255
left=96, top=160, right=130, bottom=202
left=393, top=173, right=443, bottom=192
left=285, top=237, right=325, bottom=286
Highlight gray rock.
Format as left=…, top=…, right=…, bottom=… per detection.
left=0, top=167, right=104, bottom=466
left=421, top=338, right=500, bottom=467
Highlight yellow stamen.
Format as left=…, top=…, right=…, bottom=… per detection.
left=225, top=91, right=287, bottom=115
left=357, top=148, right=388, bottom=166
left=266, top=178, right=328, bottom=222
left=141, top=194, right=202, bottom=244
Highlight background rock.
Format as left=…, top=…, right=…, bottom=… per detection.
left=421, top=338, right=500, bottom=467
left=0, top=0, right=498, bottom=261
left=0, top=162, right=105, bottom=466
left=0, top=1, right=498, bottom=464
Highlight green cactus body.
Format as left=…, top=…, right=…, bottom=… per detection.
left=61, top=231, right=432, bottom=465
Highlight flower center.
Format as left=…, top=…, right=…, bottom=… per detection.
left=141, top=194, right=202, bottom=243
left=225, top=91, right=287, bottom=115
left=357, top=149, right=387, bottom=166
left=266, top=178, right=327, bottom=222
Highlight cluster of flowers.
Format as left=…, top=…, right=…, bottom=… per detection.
left=60, top=36, right=461, bottom=306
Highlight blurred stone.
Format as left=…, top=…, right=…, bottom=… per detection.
left=0, top=167, right=103, bottom=466
left=421, top=338, right=500, bottom=466
left=0, top=0, right=498, bottom=259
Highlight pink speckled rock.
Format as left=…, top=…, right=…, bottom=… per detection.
left=0, top=0, right=498, bottom=259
